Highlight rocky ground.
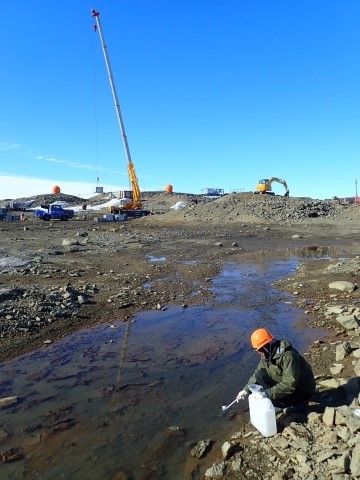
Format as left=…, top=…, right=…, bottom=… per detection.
left=0, top=191, right=360, bottom=478
left=199, top=261, right=360, bottom=480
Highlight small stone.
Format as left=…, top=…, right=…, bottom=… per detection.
left=318, top=378, right=340, bottom=389
left=221, top=441, right=238, bottom=459
left=327, top=306, right=345, bottom=314
left=0, top=397, right=18, bottom=409
left=307, top=412, right=321, bottom=425
left=336, top=426, right=350, bottom=442
left=327, top=450, right=351, bottom=474
left=231, top=458, right=242, bottom=471
left=330, top=364, right=345, bottom=375
left=350, top=441, right=360, bottom=476
left=354, top=359, right=360, bottom=376
left=189, top=439, right=212, bottom=459
left=204, top=462, right=226, bottom=478
left=317, top=450, right=336, bottom=463
left=323, top=406, right=336, bottom=426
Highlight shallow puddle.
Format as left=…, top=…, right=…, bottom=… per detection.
left=146, top=255, right=167, bottom=262
left=0, top=249, right=348, bottom=479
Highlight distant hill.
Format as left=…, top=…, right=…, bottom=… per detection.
left=0, top=190, right=202, bottom=209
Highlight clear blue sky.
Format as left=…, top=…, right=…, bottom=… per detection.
left=1, top=1, right=359, bottom=200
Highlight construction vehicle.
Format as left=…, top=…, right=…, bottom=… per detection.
left=2, top=200, right=35, bottom=211
left=91, top=9, right=150, bottom=217
left=34, top=204, right=74, bottom=221
left=0, top=208, right=8, bottom=221
left=255, top=178, right=289, bottom=196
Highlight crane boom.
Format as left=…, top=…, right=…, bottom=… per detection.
left=91, top=9, right=141, bottom=208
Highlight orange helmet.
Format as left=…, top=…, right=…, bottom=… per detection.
left=251, top=328, right=274, bottom=351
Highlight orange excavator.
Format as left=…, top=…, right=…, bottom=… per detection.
left=92, top=10, right=149, bottom=216
left=255, top=177, right=289, bottom=197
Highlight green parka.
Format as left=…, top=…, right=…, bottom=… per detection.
left=245, top=339, right=316, bottom=401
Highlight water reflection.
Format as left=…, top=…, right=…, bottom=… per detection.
left=146, top=255, right=167, bottom=262
left=0, top=253, right=332, bottom=480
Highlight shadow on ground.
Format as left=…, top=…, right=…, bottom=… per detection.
left=276, top=376, right=360, bottom=429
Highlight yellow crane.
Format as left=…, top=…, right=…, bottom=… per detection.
left=92, top=10, right=148, bottom=215
left=255, top=178, right=289, bottom=197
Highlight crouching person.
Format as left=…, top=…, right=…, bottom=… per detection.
left=237, top=328, right=316, bottom=414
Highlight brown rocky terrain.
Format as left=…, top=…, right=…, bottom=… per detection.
left=0, top=191, right=359, bottom=479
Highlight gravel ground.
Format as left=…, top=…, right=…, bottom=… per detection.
left=0, top=191, right=359, bottom=479
left=0, top=191, right=359, bottom=377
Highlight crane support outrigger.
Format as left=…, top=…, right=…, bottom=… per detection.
left=91, top=9, right=144, bottom=212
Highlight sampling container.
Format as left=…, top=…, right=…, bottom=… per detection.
left=248, top=384, right=277, bottom=437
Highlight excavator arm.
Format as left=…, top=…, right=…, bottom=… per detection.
left=268, top=178, right=289, bottom=196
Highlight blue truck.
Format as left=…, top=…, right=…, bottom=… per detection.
left=34, top=204, right=75, bottom=221
left=0, top=208, right=8, bottom=220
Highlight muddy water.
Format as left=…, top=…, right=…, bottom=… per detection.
left=0, top=252, right=331, bottom=480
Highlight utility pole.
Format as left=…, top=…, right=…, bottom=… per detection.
left=356, top=178, right=358, bottom=200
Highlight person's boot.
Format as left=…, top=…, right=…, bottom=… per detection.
left=282, top=399, right=309, bottom=414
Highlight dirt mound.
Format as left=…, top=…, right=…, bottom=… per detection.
left=3, top=191, right=360, bottom=224
left=149, top=192, right=360, bottom=224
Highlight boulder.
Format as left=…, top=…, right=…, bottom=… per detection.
left=329, top=281, right=356, bottom=292
left=335, top=341, right=353, bottom=361
left=335, top=314, right=359, bottom=330
left=326, top=306, right=344, bottom=314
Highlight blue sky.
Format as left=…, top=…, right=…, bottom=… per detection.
left=1, top=1, right=359, bottom=200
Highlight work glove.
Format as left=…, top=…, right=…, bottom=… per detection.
left=236, top=389, right=248, bottom=402
left=253, top=392, right=265, bottom=400
left=253, top=390, right=270, bottom=400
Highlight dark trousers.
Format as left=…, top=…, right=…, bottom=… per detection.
left=255, top=369, right=312, bottom=408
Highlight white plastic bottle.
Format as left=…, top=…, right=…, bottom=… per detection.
left=248, top=388, right=277, bottom=437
